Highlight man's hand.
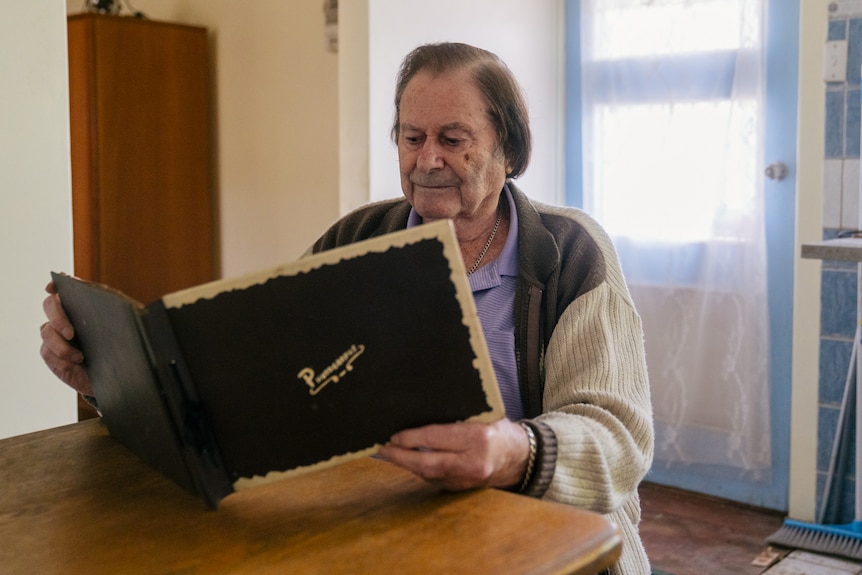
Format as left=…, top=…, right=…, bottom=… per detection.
left=377, top=418, right=530, bottom=491
left=40, top=282, right=93, bottom=396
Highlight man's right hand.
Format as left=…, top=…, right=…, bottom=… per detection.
left=40, top=281, right=93, bottom=396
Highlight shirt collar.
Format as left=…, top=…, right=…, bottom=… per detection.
left=406, top=185, right=519, bottom=278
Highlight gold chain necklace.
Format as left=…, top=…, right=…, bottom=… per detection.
left=467, top=209, right=502, bottom=275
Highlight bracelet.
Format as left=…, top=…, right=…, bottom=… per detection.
left=518, top=421, right=537, bottom=493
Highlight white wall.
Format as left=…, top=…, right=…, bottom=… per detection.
left=362, top=0, right=565, bottom=206
left=0, top=0, right=77, bottom=438
left=0, top=0, right=339, bottom=440
left=198, top=2, right=340, bottom=277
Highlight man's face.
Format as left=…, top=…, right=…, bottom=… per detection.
left=397, top=68, right=509, bottom=226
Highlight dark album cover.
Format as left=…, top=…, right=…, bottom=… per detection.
left=53, top=220, right=503, bottom=507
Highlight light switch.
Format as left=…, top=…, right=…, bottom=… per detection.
left=824, top=40, right=848, bottom=82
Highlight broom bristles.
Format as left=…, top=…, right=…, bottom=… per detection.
left=766, top=520, right=862, bottom=562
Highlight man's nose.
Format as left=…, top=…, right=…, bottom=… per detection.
left=416, top=140, right=444, bottom=171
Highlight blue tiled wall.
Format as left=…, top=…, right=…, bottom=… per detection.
left=820, top=13, right=859, bottom=525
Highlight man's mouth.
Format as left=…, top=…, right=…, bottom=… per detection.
left=411, top=180, right=459, bottom=189
left=410, top=171, right=460, bottom=188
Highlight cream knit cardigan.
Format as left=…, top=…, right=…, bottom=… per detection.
left=312, top=187, right=654, bottom=575
left=534, top=203, right=653, bottom=575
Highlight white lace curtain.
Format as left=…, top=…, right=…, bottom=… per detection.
left=580, top=0, right=771, bottom=476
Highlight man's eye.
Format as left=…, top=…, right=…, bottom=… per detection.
left=444, top=138, right=461, bottom=146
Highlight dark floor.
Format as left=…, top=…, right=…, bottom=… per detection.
left=639, top=481, right=787, bottom=575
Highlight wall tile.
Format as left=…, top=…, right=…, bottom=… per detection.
left=815, top=472, right=856, bottom=525
left=818, top=337, right=853, bottom=405
left=847, top=415, right=857, bottom=480
left=826, top=89, right=846, bottom=158
left=846, top=89, right=861, bottom=156
left=848, top=18, right=862, bottom=85
left=820, top=269, right=858, bottom=337
left=829, top=19, right=847, bottom=41
left=818, top=404, right=839, bottom=472
left=824, top=159, right=844, bottom=228
left=822, top=159, right=862, bottom=231
left=815, top=471, right=825, bottom=517
left=842, top=157, right=861, bottom=227
left=835, top=475, right=856, bottom=524
left=816, top=410, right=856, bottom=525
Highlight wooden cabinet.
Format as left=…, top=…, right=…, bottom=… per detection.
left=67, top=14, right=216, bottom=418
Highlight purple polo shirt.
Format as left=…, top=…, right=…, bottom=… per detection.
left=407, top=187, right=523, bottom=421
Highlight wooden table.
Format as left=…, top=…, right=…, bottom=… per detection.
left=0, top=420, right=621, bottom=574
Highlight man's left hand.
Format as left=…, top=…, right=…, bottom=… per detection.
left=377, top=419, right=530, bottom=491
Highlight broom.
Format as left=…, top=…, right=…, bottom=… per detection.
left=766, top=322, right=862, bottom=561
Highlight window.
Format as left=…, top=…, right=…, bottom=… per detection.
left=580, top=0, right=762, bottom=244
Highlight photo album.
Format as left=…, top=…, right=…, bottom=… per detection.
left=52, top=220, right=503, bottom=508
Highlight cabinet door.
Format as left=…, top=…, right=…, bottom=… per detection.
left=68, top=14, right=215, bottom=305
left=68, top=14, right=216, bottom=419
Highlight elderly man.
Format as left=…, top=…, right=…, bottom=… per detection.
left=42, top=42, right=653, bottom=574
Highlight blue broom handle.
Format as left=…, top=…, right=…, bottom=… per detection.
left=857, top=265, right=862, bottom=521
left=857, top=320, right=862, bottom=521
left=820, top=321, right=858, bottom=524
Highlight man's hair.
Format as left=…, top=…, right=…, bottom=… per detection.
left=390, top=42, right=532, bottom=179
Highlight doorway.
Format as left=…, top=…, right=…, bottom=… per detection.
left=565, top=0, right=799, bottom=511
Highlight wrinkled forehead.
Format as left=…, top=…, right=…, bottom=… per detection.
left=398, top=69, right=492, bottom=130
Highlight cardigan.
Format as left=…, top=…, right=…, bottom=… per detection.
left=311, top=182, right=654, bottom=574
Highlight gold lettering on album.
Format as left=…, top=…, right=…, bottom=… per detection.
left=297, top=344, right=366, bottom=395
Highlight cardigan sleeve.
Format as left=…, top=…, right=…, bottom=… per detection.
left=537, top=280, right=653, bottom=513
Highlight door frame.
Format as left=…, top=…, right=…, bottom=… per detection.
left=564, top=0, right=806, bottom=512
left=790, top=0, right=828, bottom=522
